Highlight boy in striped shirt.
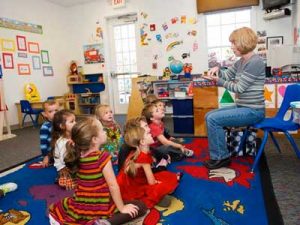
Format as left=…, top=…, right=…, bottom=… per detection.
left=40, top=100, right=59, bottom=167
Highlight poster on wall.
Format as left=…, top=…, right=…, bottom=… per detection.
left=0, top=17, right=43, bottom=34
left=264, top=84, right=275, bottom=108
left=83, top=43, right=105, bottom=64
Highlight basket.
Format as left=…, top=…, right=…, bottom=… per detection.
left=290, top=101, right=300, bottom=125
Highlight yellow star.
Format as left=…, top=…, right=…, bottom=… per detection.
left=264, top=87, right=273, bottom=102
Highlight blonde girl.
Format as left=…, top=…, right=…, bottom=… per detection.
left=117, top=125, right=179, bottom=208
left=51, top=109, right=76, bottom=189
left=95, top=104, right=122, bottom=161
left=49, top=117, right=146, bottom=225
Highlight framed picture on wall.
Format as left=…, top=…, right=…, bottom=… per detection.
left=32, top=56, right=41, bottom=70
left=1, top=39, right=15, bottom=52
left=2, top=53, right=14, bottom=69
left=41, top=50, right=50, bottom=64
left=18, top=64, right=31, bottom=75
left=266, top=36, right=283, bottom=49
left=43, top=66, right=53, bottom=76
left=28, top=42, right=40, bottom=53
left=16, top=35, right=27, bottom=51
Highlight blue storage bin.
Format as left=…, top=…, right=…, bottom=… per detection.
left=173, top=116, right=194, bottom=134
left=171, top=99, right=193, bottom=116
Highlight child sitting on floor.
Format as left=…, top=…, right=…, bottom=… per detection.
left=118, top=117, right=170, bottom=173
left=40, top=100, right=59, bottom=167
left=95, top=104, right=122, bottom=161
left=152, top=99, right=184, bottom=143
left=117, top=125, right=180, bottom=208
left=49, top=117, right=147, bottom=225
left=51, top=109, right=76, bottom=189
left=142, top=103, right=193, bottom=162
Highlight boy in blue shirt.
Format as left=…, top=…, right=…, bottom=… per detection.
left=40, top=100, right=59, bottom=167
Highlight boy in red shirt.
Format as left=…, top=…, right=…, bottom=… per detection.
left=142, top=103, right=193, bottom=162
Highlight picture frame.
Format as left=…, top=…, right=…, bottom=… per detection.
left=1, top=39, right=15, bottom=52
left=2, top=53, right=14, bottom=69
left=16, top=35, right=27, bottom=51
left=18, top=64, right=31, bottom=75
left=41, top=50, right=49, bottom=64
left=43, top=66, right=53, bottom=76
left=18, top=52, right=28, bottom=58
left=28, top=42, right=40, bottom=53
left=266, top=36, right=283, bottom=49
left=32, top=56, right=41, bottom=70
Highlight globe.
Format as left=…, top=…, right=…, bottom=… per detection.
left=170, top=60, right=183, bottom=74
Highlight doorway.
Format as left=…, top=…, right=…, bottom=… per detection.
left=106, top=13, right=139, bottom=114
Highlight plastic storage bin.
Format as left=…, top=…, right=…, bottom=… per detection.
left=171, top=99, right=193, bottom=116
left=290, top=101, right=300, bottom=125
left=173, top=116, right=194, bottom=134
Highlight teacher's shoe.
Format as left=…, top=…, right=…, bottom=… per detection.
left=203, top=158, right=231, bottom=170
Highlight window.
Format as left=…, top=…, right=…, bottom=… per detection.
left=206, top=9, right=251, bottom=68
left=113, top=23, right=137, bottom=104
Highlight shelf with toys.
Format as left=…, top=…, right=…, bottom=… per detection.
left=65, top=62, right=105, bottom=115
left=152, top=79, right=194, bottom=134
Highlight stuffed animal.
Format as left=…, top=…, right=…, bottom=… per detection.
left=70, top=61, right=78, bottom=75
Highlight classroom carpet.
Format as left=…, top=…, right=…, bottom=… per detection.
left=0, top=138, right=282, bottom=225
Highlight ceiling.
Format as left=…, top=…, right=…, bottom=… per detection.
left=45, top=0, right=99, bottom=7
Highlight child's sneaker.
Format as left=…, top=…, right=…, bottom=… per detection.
left=0, top=182, right=18, bottom=195
left=184, top=149, right=194, bottom=157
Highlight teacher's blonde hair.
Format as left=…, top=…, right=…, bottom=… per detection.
left=229, top=27, right=258, bottom=54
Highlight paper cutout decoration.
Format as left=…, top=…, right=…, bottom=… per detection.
left=171, top=17, right=178, bottom=24
left=220, top=90, right=235, bottom=103
left=162, top=23, right=168, bottom=31
left=218, top=87, right=235, bottom=108
left=277, top=83, right=290, bottom=108
left=189, top=17, right=197, bottom=24
left=156, top=34, right=162, bottom=42
left=166, top=41, right=183, bottom=51
left=140, top=12, right=148, bottom=19
left=181, top=16, right=186, bottom=24
left=264, top=84, right=275, bottom=108
left=150, top=24, right=156, bottom=31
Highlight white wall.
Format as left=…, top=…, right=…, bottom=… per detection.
left=0, top=0, right=70, bottom=126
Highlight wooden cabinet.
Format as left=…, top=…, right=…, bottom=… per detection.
left=66, top=73, right=105, bottom=115
left=193, top=86, right=218, bottom=136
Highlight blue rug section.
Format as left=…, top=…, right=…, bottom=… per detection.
left=0, top=138, right=269, bottom=225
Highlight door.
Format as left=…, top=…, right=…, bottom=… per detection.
left=106, top=14, right=139, bottom=114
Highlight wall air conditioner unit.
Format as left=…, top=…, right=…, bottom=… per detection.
left=263, top=8, right=291, bottom=20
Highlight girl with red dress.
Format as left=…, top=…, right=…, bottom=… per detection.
left=117, top=125, right=179, bottom=208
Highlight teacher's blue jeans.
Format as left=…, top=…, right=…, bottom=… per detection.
left=205, top=106, right=265, bottom=160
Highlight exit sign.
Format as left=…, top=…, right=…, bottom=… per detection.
left=112, top=0, right=125, bottom=8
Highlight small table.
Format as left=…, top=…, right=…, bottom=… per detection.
left=15, top=98, right=65, bottom=128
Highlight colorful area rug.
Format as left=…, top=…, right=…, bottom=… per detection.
left=0, top=138, right=282, bottom=225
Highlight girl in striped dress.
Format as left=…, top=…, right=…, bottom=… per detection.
left=49, top=117, right=147, bottom=225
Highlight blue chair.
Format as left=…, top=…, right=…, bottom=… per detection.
left=242, top=84, right=300, bottom=172
left=20, top=100, right=43, bottom=127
